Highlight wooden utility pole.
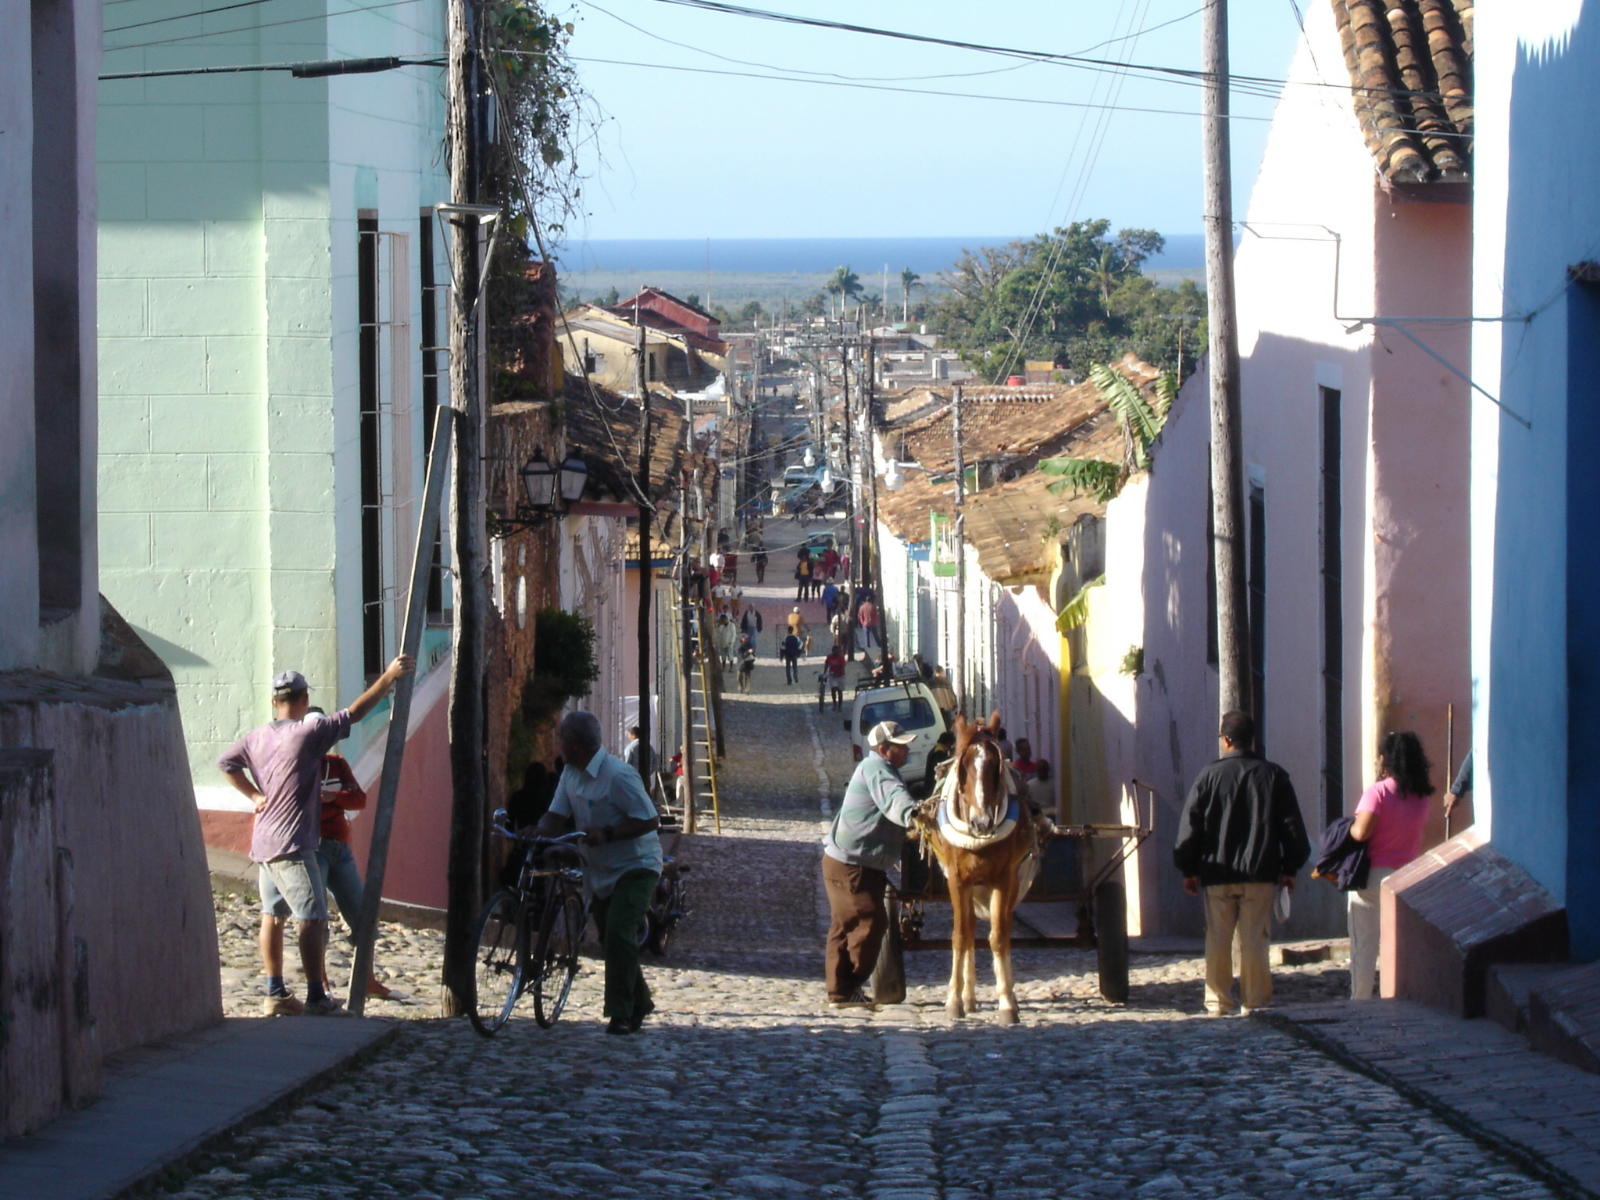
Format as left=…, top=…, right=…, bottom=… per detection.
left=951, top=384, right=967, bottom=714
left=440, top=0, right=488, bottom=1017
left=635, top=323, right=653, bottom=785
left=1202, top=0, right=1251, bottom=716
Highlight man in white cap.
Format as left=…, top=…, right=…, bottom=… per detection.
left=219, top=654, right=413, bottom=1014
left=820, top=720, right=920, bottom=1009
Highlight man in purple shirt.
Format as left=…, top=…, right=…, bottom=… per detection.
left=219, top=654, right=412, bottom=1015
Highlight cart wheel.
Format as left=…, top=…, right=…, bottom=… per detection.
left=1095, top=879, right=1129, bottom=1004
left=870, top=893, right=907, bottom=1005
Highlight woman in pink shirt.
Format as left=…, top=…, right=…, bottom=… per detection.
left=1347, top=731, right=1435, bottom=1000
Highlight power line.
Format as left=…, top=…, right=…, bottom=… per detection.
left=549, top=53, right=1277, bottom=124
left=105, top=0, right=276, bottom=36
left=638, top=0, right=1466, bottom=108
left=104, top=0, right=428, bottom=53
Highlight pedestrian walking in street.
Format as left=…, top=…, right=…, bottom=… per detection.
left=824, top=643, right=847, bottom=711
left=1173, top=710, right=1310, bottom=1016
left=714, top=611, right=737, bottom=670
left=737, top=639, right=757, bottom=694
left=218, top=654, right=413, bottom=1016
left=829, top=609, right=849, bottom=659
left=740, top=605, right=763, bottom=642
left=795, top=554, right=813, bottom=602
left=532, top=711, right=663, bottom=1036
left=752, top=545, right=768, bottom=583
left=856, top=596, right=879, bottom=651
left=781, top=630, right=803, bottom=684
left=1347, top=731, right=1436, bottom=1000
left=821, top=580, right=839, bottom=618
left=623, top=725, right=654, bottom=783
left=821, top=720, right=921, bottom=1008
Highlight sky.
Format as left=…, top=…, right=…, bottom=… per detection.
left=558, top=0, right=1310, bottom=242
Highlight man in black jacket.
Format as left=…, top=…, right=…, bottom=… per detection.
left=1173, top=710, right=1310, bottom=1015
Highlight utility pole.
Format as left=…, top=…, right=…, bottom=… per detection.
left=440, top=0, right=488, bottom=1017
left=635, top=322, right=653, bottom=787
left=951, top=384, right=966, bottom=715
left=1202, top=0, right=1251, bottom=716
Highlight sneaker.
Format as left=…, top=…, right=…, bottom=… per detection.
left=303, top=996, right=350, bottom=1017
left=829, top=991, right=876, bottom=1011
left=262, top=994, right=304, bottom=1017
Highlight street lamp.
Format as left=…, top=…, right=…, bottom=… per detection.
left=491, top=448, right=589, bottom=535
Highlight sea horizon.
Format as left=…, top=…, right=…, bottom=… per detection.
left=557, top=233, right=1205, bottom=279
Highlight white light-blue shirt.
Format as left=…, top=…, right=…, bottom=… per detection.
left=549, top=747, right=663, bottom=897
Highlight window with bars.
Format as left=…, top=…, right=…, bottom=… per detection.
left=1248, top=480, right=1266, bottom=751
left=356, top=216, right=413, bottom=679
left=1320, top=386, right=1343, bottom=825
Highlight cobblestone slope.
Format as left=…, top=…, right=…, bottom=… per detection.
left=178, top=523, right=1559, bottom=1199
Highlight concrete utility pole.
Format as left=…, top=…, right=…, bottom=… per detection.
left=951, top=384, right=967, bottom=715
left=635, top=321, right=652, bottom=788
left=440, top=0, right=489, bottom=1018
left=1202, top=0, right=1252, bottom=716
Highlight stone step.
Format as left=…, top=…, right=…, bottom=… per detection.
left=1526, top=960, right=1600, bottom=1074
left=1486, top=961, right=1571, bottom=1034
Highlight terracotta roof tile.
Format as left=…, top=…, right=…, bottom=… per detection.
left=1334, top=0, right=1472, bottom=183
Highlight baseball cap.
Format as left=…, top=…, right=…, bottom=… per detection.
left=867, top=720, right=917, bottom=749
left=272, top=669, right=308, bottom=696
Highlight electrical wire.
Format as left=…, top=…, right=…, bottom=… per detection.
left=105, top=0, right=276, bottom=35
left=105, top=0, right=425, bottom=51
left=533, top=53, right=1278, bottom=124
left=637, top=0, right=1462, bottom=106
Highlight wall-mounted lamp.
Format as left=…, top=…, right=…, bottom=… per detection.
left=490, top=449, right=589, bottom=535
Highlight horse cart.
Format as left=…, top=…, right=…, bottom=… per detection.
left=873, top=783, right=1155, bottom=1006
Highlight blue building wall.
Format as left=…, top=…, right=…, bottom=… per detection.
left=1478, top=7, right=1600, bottom=959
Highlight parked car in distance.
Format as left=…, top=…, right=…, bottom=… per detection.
left=845, top=670, right=950, bottom=797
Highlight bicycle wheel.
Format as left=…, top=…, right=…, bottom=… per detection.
left=532, top=885, right=585, bottom=1028
left=468, top=890, right=527, bottom=1037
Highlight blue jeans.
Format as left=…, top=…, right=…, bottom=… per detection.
left=260, top=840, right=362, bottom=936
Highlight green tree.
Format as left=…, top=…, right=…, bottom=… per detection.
left=927, top=221, right=1185, bottom=382
left=900, top=266, right=921, bottom=322
left=826, top=265, right=862, bottom=318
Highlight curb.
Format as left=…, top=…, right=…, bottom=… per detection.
left=1257, top=1011, right=1600, bottom=1200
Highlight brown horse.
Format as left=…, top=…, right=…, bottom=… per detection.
left=917, top=712, right=1039, bottom=1024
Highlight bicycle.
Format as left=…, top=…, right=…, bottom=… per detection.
left=634, top=830, right=692, bottom=956
left=469, top=814, right=588, bottom=1037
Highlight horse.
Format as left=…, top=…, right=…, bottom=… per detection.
left=915, top=711, right=1040, bottom=1024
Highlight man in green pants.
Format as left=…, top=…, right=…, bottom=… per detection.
left=534, top=710, right=663, bottom=1035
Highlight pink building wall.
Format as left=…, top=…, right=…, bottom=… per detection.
left=1088, top=2, right=1470, bottom=937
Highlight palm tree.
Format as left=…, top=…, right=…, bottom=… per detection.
left=900, top=266, right=921, bottom=322
left=1037, top=363, right=1176, bottom=502
left=828, top=265, right=862, bottom=319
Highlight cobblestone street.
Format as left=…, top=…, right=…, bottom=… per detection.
left=173, top=521, right=1564, bottom=1200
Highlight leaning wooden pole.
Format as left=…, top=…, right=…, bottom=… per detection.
left=1202, top=0, right=1251, bottom=717
left=346, top=402, right=453, bottom=1016
left=440, top=0, right=488, bottom=1017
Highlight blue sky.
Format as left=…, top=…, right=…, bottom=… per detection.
left=561, top=0, right=1308, bottom=241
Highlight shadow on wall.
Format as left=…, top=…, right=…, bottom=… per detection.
left=1124, top=333, right=1370, bottom=941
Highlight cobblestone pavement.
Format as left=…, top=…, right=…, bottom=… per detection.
left=180, top=519, right=1564, bottom=1200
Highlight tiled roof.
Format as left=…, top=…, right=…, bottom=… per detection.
left=893, top=361, right=1161, bottom=475
left=1334, top=0, right=1473, bottom=183
left=559, top=379, right=690, bottom=513
left=874, top=358, right=1165, bottom=581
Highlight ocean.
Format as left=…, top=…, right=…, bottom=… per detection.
left=557, top=234, right=1205, bottom=279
